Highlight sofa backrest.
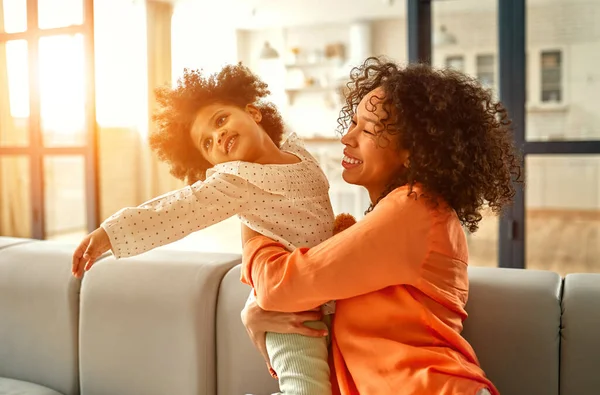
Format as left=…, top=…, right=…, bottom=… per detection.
left=463, top=266, right=562, bottom=395
left=216, top=265, right=280, bottom=395
left=0, top=240, right=81, bottom=395
left=78, top=249, right=240, bottom=395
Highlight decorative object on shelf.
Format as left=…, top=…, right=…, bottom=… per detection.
left=324, top=42, right=345, bottom=61
left=288, top=47, right=301, bottom=64
left=304, top=76, right=317, bottom=87
left=259, top=41, right=279, bottom=59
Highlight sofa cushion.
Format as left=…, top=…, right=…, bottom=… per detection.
left=0, top=241, right=80, bottom=395
left=463, top=267, right=562, bottom=395
left=78, top=249, right=240, bottom=395
left=560, top=273, right=600, bottom=395
left=216, top=265, right=279, bottom=395
left=0, top=377, right=64, bottom=395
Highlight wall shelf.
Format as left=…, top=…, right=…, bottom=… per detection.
left=284, top=59, right=344, bottom=69
left=284, top=85, right=342, bottom=104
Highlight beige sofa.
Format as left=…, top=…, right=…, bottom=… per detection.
left=0, top=236, right=599, bottom=395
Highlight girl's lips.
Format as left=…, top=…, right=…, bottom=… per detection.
left=225, top=135, right=237, bottom=154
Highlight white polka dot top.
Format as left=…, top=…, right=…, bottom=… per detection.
left=101, top=133, right=335, bottom=258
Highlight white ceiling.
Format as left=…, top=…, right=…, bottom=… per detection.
left=173, top=0, right=577, bottom=30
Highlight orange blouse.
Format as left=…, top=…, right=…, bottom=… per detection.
left=241, top=185, right=499, bottom=395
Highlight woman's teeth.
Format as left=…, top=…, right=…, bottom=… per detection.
left=227, top=136, right=236, bottom=153
left=342, top=155, right=363, bottom=165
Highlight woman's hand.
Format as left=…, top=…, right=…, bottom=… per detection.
left=241, top=297, right=328, bottom=376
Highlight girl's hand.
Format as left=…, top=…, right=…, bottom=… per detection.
left=72, top=227, right=112, bottom=278
left=241, top=297, right=328, bottom=376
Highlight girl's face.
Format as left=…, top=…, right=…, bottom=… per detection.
left=340, top=87, right=409, bottom=203
left=190, top=103, right=269, bottom=166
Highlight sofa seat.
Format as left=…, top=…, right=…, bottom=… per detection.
left=0, top=377, right=63, bottom=395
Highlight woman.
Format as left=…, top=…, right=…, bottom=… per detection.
left=240, top=57, right=521, bottom=394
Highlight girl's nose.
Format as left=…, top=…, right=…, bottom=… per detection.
left=216, top=130, right=226, bottom=144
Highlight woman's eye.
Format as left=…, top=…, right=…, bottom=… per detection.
left=216, top=115, right=227, bottom=127
left=363, top=129, right=375, bottom=136
left=203, top=138, right=212, bottom=150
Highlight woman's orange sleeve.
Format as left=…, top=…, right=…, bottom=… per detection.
left=241, top=192, right=431, bottom=312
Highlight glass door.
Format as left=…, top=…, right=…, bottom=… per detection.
left=0, top=0, right=98, bottom=240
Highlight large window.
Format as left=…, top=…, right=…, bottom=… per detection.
left=428, top=0, right=600, bottom=274
left=0, top=0, right=97, bottom=239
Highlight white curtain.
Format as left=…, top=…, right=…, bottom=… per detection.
left=0, top=0, right=31, bottom=237
left=140, top=0, right=184, bottom=201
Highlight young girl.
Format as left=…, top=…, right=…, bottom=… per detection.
left=240, top=57, right=522, bottom=394
left=71, top=64, right=335, bottom=395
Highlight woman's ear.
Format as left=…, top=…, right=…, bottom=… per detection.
left=246, top=104, right=263, bottom=123
left=398, top=148, right=410, bottom=169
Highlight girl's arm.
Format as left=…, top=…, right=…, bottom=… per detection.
left=102, top=172, right=251, bottom=258
left=241, top=189, right=433, bottom=312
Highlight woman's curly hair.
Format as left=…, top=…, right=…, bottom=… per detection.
left=338, top=57, right=523, bottom=233
left=151, top=63, right=285, bottom=184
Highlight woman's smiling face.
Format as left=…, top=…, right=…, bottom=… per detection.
left=340, top=87, right=409, bottom=203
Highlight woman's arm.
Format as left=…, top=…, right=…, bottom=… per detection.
left=241, top=189, right=432, bottom=312
left=101, top=172, right=251, bottom=258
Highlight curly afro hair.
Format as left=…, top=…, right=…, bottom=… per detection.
left=337, top=57, right=523, bottom=233
left=151, top=63, right=285, bottom=184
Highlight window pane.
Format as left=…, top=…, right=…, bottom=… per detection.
left=38, top=0, right=83, bottom=29
left=0, top=39, right=29, bottom=146
left=540, top=51, right=561, bottom=102
left=466, top=212, right=499, bottom=268
left=1, top=0, right=27, bottom=33
left=44, top=156, right=87, bottom=241
left=526, top=1, right=600, bottom=141
left=433, top=0, right=499, bottom=268
left=476, top=54, right=495, bottom=89
left=526, top=155, right=600, bottom=276
left=445, top=56, right=464, bottom=72
left=39, top=34, right=86, bottom=147
left=0, top=155, right=31, bottom=237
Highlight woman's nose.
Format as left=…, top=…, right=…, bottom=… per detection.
left=341, top=129, right=356, bottom=147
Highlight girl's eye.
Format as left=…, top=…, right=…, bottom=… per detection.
left=216, top=115, right=227, bottom=127
left=363, top=129, right=375, bottom=136
left=203, top=138, right=212, bottom=150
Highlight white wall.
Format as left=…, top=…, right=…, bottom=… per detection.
left=237, top=19, right=407, bottom=138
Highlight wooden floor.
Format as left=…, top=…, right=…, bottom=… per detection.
left=468, top=211, right=600, bottom=276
